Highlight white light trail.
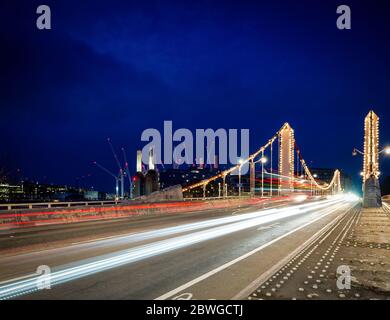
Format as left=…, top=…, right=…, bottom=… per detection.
left=25, top=198, right=339, bottom=253
left=0, top=196, right=353, bottom=299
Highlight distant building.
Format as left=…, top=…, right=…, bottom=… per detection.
left=133, top=149, right=146, bottom=197
left=0, top=181, right=110, bottom=203
left=160, top=168, right=210, bottom=189
left=0, top=184, right=23, bottom=202
left=159, top=167, right=223, bottom=198
left=145, top=170, right=159, bottom=195
left=133, top=172, right=145, bottom=197
left=84, top=190, right=99, bottom=201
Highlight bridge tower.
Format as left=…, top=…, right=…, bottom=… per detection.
left=362, top=111, right=382, bottom=207
left=278, top=123, right=295, bottom=194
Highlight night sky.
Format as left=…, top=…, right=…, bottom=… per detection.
left=1, top=0, right=389, bottom=192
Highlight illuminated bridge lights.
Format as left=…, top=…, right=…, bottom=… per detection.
left=182, top=122, right=342, bottom=196
left=363, top=110, right=380, bottom=182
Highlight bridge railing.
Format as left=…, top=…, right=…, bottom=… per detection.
left=183, top=195, right=252, bottom=201
left=0, top=200, right=119, bottom=212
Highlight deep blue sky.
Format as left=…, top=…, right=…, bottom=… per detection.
left=1, top=0, right=389, bottom=192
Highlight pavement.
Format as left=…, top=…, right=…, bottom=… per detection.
left=247, top=202, right=390, bottom=300
left=0, top=196, right=358, bottom=300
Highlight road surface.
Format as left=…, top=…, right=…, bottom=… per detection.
left=0, top=196, right=357, bottom=300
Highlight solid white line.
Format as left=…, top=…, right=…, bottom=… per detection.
left=70, top=233, right=136, bottom=245
left=257, top=223, right=279, bottom=231
left=155, top=202, right=350, bottom=300
left=0, top=273, right=36, bottom=286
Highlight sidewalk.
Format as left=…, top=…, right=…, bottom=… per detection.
left=246, top=203, right=390, bottom=300
left=343, top=205, right=390, bottom=295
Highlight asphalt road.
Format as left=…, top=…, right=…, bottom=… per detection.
left=0, top=196, right=356, bottom=300
left=0, top=198, right=288, bottom=252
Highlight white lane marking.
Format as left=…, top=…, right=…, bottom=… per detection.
left=172, top=293, right=193, bottom=300
left=0, top=273, right=37, bottom=286
left=155, top=202, right=351, bottom=300
left=257, top=223, right=279, bottom=231
left=232, top=199, right=287, bottom=215
left=70, top=233, right=136, bottom=245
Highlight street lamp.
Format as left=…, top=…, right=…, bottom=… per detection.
left=260, top=156, right=267, bottom=197
left=312, top=174, right=318, bottom=195
left=354, top=146, right=390, bottom=156
left=238, top=159, right=244, bottom=197
left=310, top=179, right=313, bottom=196
left=380, top=146, right=390, bottom=155
left=222, top=173, right=228, bottom=198
left=353, top=147, right=388, bottom=181
left=352, top=148, right=364, bottom=156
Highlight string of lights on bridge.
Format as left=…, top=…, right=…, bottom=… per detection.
left=182, top=122, right=341, bottom=195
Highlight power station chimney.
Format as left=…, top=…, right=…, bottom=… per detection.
left=214, top=155, right=219, bottom=170
left=136, top=150, right=142, bottom=173
left=148, top=148, right=155, bottom=171
left=198, top=157, right=204, bottom=169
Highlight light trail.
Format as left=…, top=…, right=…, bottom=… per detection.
left=0, top=197, right=339, bottom=254
left=0, top=196, right=286, bottom=230
left=0, top=196, right=354, bottom=300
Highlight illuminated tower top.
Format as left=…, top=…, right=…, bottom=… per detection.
left=278, top=122, right=295, bottom=192
left=363, top=110, right=380, bottom=181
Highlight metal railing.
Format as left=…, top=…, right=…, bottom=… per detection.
left=0, top=200, right=119, bottom=211
left=183, top=195, right=252, bottom=201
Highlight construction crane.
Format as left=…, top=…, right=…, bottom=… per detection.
left=122, top=146, right=133, bottom=199
left=93, top=161, right=120, bottom=200
left=107, top=138, right=125, bottom=200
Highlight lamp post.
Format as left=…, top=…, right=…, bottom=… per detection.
left=238, top=159, right=244, bottom=197
left=380, top=146, right=390, bottom=155
left=312, top=173, right=318, bottom=196
left=353, top=146, right=390, bottom=156
left=270, top=140, right=273, bottom=197
left=260, top=156, right=268, bottom=197
left=222, top=173, right=227, bottom=198
left=353, top=146, right=389, bottom=181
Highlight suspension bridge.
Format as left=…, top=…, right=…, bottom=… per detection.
left=2, top=114, right=387, bottom=301
left=182, top=122, right=341, bottom=199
